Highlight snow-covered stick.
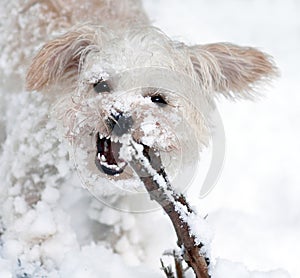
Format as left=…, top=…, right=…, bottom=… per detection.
left=160, top=258, right=176, bottom=278
left=162, top=250, right=185, bottom=278
left=129, top=142, right=210, bottom=278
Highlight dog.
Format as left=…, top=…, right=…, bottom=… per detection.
left=0, top=0, right=277, bottom=275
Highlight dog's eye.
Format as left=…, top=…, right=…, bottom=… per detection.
left=151, top=95, right=167, bottom=107
left=93, top=80, right=111, bottom=93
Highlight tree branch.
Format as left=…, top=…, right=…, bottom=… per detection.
left=160, top=258, right=176, bottom=278
left=129, top=143, right=210, bottom=278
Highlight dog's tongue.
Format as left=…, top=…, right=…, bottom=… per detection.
left=95, top=134, right=127, bottom=176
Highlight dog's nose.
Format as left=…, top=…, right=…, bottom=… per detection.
left=109, top=113, right=133, bottom=136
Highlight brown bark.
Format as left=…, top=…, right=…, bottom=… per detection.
left=129, top=145, right=210, bottom=278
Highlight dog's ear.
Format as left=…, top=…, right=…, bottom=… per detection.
left=188, top=43, right=278, bottom=99
left=26, top=27, right=96, bottom=92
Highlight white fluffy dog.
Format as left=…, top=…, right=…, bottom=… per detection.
left=0, top=0, right=276, bottom=275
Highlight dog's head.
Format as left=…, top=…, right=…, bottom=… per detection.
left=26, top=25, right=277, bottom=196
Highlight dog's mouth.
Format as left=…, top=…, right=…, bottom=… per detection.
left=95, top=133, right=128, bottom=176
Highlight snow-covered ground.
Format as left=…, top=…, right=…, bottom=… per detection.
left=0, top=0, right=299, bottom=277
left=143, top=0, right=300, bottom=277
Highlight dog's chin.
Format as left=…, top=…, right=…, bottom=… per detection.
left=95, top=133, right=128, bottom=176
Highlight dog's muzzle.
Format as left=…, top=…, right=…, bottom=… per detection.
left=108, top=113, right=133, bottom=137
left=95, top=113, right=133, bottom=176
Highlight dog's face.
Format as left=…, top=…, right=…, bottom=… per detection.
left=26, top=25, right=276, bottom=195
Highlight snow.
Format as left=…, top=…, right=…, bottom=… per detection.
left=59, top=244, right=159, bottom=278
left=1, top=0, right=299, bottom=277
left=0, top=259, right=12, bottom=278
left=210, top=259, right=290, bottom=278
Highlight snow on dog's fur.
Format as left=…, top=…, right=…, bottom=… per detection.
left=0, top=0, right=277, bottom=275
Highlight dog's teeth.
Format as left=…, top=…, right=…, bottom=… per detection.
left=97, top=153, right=107, bottom=162
left=101, top=155, right=106, bottom=162
left=119, top=162, right=126, bottom=168
left=112, top=137, right=118, bottom=143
